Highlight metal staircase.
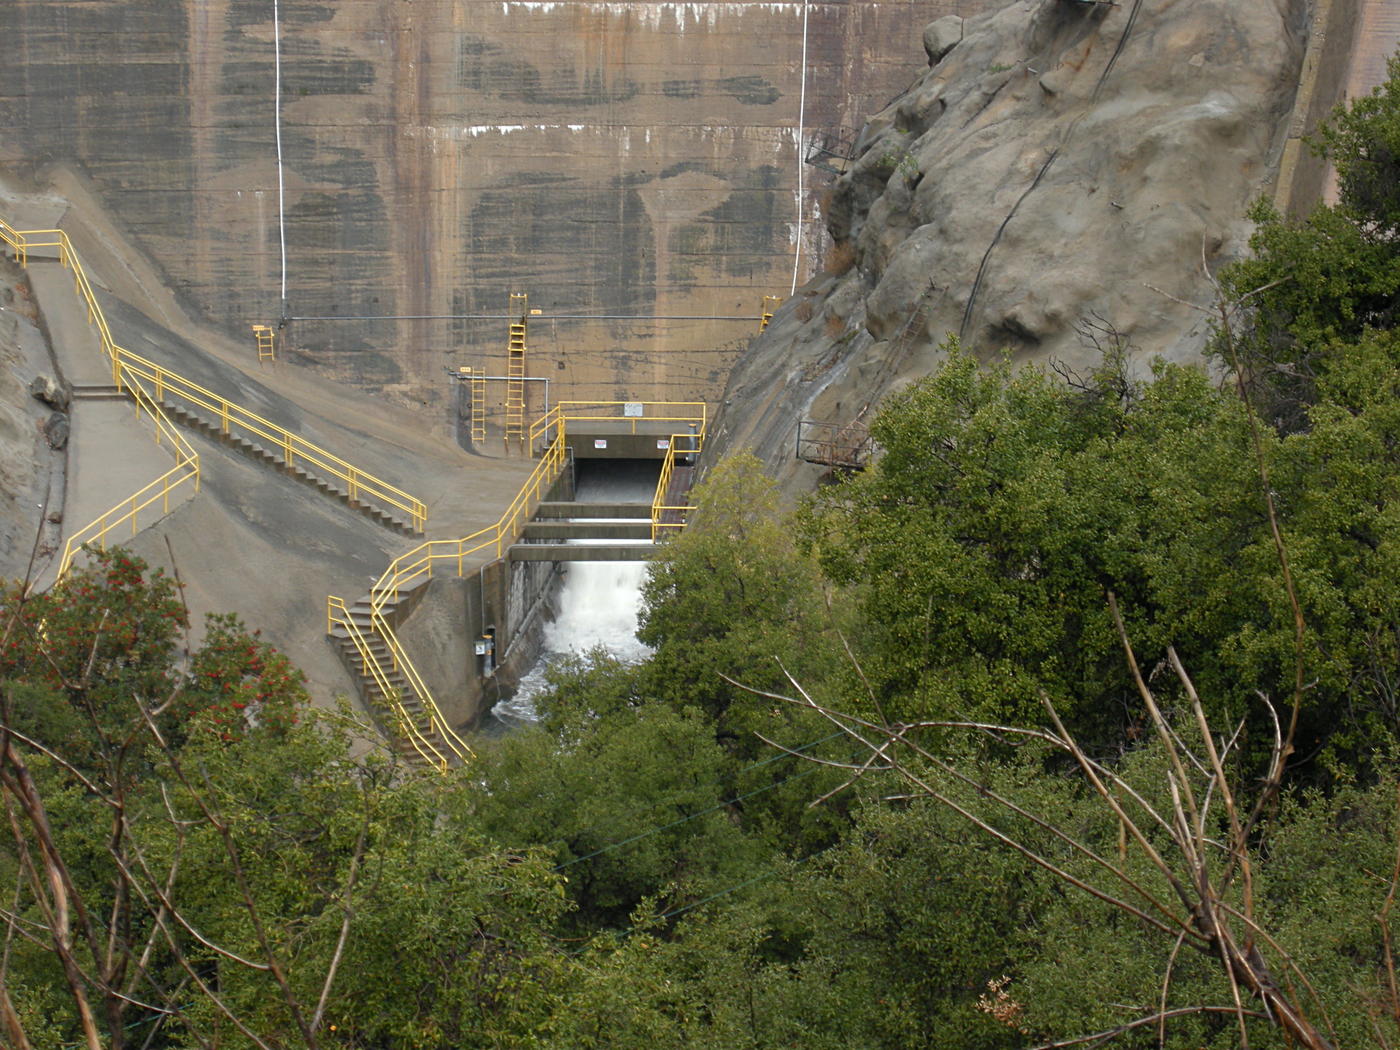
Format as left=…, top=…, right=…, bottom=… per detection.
left=327, top=579, right=467, bottom=769
left=504, top=292, right=528, bottom=451
left=156, top=399, right=419, bottom=534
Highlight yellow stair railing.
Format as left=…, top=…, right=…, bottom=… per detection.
left=57, top=373, right=202, bottom=578
left=504, top=293, right=528, bottom=451
left=329, top=401, right=708, bottom=770
left=0, top=219, right=204, bottom=578
left=328, top=425, right=570, bottom=768
left=326, top=596, right=454, bottom=770
left=113, top=350, right=427, bottom=532
left=651, top=428, right=704, bottom=540
left=2, top=217, right=428, bottom=539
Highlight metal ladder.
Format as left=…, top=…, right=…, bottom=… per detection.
left=251, top=324, right=276, bottom=361
left=470, top=368, right=487, bottom=445
left=505, top=292, right=528, bottom=450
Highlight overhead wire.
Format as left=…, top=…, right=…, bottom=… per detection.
left=273, top=0, right=287, bottom=307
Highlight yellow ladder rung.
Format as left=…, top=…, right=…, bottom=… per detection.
left=504, top=293, right=529, bottom=447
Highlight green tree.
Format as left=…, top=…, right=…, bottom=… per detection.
left=637, top=452, right=842, bottom=755
left=1, top=549, right=575, bottom=1050
left=1221, top=53, right=1400, bottom=424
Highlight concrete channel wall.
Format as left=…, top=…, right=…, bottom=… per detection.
left=1273, top=0, right=1363, bottom=215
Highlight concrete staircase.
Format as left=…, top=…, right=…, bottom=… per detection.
left=155, top=398, right=418, bottom=535
left=327, top=578, right=442, bottom=766
left=69, top=383, right=130, bottom=403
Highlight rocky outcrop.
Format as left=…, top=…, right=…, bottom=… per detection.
left=0, top=263, right=64, bottom=578
left=709, top=0, right=1308, bottom=487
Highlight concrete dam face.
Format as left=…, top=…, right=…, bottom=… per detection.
left=0, top=0, right=1001, bottom=420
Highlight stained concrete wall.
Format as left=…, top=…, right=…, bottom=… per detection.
left=1273, top=0, right=1363, bottom=216
left=0, top=0, right=1007, bottom=423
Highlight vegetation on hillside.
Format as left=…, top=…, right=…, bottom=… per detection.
left=15, top=51, right=1400, bottom=1050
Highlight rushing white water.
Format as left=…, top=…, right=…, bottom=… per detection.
left=492, top=553, right=651, bottom=725
left=490, top=465, right=658, bottom=728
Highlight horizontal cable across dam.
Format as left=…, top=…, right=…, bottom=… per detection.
left=289, top=313, right=761, bottom=322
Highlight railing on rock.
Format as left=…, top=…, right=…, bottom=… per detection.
left=796, top=418, right=873, bottom=470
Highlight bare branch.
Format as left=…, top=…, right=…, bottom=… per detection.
left=1026, top=1004, right=1271, bottom=1049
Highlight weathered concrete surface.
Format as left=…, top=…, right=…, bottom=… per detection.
left=1273, top=0, right=1362, bottom=216
left=0, top=0, right=1008, bottom=423
left=708, top=0, right=1309, bottom=488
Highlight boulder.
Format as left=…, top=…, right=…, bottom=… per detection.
left=44, top=412, right=69, bottom=451
left=29, top=374, right=70, bottom=412
left=923, top=15, right=963, bottom=66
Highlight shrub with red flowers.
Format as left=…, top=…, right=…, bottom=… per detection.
left=178, top=613, right=307, bottom=742
left=1, top=548, right=307, bottom=760
left=1, top=548, right=187, bottom=763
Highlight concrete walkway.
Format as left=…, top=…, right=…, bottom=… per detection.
left=21, top=256, right=193, bottom=589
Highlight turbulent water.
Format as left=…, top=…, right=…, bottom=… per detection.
left=488, top=464, right=657, bottom=729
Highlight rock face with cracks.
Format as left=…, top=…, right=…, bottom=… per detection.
left=709, top=0, right=1308, bottom=487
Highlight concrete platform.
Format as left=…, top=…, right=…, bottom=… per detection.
left=508, top=542, right=655, bottom=562
left=532, top=501, right=654, bottom=519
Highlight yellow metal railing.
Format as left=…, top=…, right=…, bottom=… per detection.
left=651, top=430, right=704, bottom=540
left=327, top=427, right=570, bottom=768
left=529, top=400, right=707, bottom=449
left=3, top=219, right=427, bottom=537
left=0, top=221, right=205, bottom=578
left=57, top=373, right=201, bottom=577
left=113, top=349, right=427, bottom=531
left=326, top=597, right=454, bottom=770
left=328, top=401, right=709, bottom=769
